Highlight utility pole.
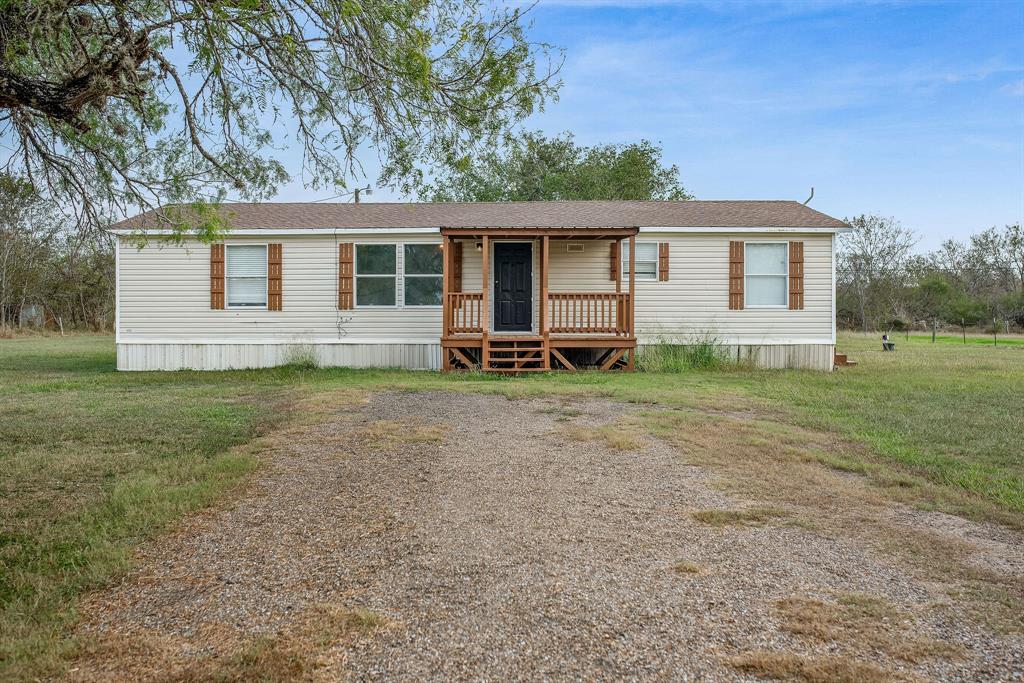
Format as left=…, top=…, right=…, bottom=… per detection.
left=312, top=185, right=373, bottom=204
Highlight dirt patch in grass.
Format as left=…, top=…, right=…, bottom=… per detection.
left=728, top=651, right=900, bottom=683
left=691, top=506, right=788, bottom=527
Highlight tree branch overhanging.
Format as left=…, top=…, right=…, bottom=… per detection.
left=0, top=0, right=562, bottom=239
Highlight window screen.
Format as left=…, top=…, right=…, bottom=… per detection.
left=226, top=245, right=267, bottom=307
left=622, top=243, right=659, bottom=281
left=745, top=243, right=788, bottom=307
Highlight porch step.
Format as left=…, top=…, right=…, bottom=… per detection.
left=488, top=340, right=545, bottom=347
left=484, top=336, right=548, bottom=372
left=489, top=338, right=544, bottom=343
left=482, top=367, right=549, bottom=373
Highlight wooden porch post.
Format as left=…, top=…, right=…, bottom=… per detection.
left=628, top=233, right=636, bottom=370
left=615, top=238, right=623, bottom=335
left=441, top=235, right=451, bottom=371
left=541, top=235, right=550, bottom=370
left=481, top=235, right=490, bottom=370
left=615, top=238, right=622, bottom=294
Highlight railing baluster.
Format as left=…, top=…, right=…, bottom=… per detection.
left=540, top=292, right=639, bottom=335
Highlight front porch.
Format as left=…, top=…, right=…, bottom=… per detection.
left=440, top=226, right=639, bottom=372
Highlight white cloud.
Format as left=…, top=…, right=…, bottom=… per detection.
left=1001, top=79, right=1024, bottom=97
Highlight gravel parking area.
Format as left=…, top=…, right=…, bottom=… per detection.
left=68, top=391, right=1024, bottom=681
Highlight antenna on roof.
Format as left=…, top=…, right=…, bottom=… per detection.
left=802, top=187, right=814, bottom=206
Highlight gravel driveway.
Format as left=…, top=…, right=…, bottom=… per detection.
left=69, top=391, right=1024, bottom=681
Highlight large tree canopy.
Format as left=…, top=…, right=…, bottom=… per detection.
left=425, top=131, right=691, bottom=202
left=0, top=0, right=560, bottom=237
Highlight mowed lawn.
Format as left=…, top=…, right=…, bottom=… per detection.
left=0, top=333, right=1022, bottom=679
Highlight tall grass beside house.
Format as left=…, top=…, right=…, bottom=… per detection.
left=636, top=333, right=736, bottom=372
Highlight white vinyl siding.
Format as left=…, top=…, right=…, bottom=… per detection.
left=630, top=234, right=832, bottom=344
left=118, top=234, right=443, bottom=342
left=226, top=245, right=267, bottom=308
left=745, top=242, right=788, bottom=308
left=117, top=231, right=834, bottom=349
left=622, top=242, right=658, bottom=281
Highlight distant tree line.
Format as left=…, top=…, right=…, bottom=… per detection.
left=838, top=215, right=1024, bottom=336
left=0, top=177, right=113, bottom=333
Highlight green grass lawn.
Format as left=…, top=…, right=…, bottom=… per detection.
left=1, top=332, right=1022, bottom=679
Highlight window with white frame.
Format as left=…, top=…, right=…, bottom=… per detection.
left=226, top=244, right=268, bottom=307
left=355, top=244, right=397, bottom=306
left=621, top=242, right=659, bottom=281
left=745, top=243, right=788, bottom=307
left=403, top=244, right=443, bottom=306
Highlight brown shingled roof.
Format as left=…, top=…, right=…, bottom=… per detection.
left=110, top=200, right=848, bottom=231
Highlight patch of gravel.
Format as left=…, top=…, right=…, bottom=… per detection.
left=67, top=391, right=1024, bottom=681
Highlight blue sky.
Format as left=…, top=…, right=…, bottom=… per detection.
left=287, top=0, right=1024, bottom=250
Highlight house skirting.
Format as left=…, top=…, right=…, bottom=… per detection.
left=116, top=342, right=443, bottom=371
left=635, top=342, right=835, bottom=371
left=117, top=341, right=835, bottom=371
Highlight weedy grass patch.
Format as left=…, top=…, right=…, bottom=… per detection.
left=691, top=507, right=789, bottom=527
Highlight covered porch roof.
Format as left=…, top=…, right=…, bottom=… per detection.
left=439, top=226, right=639, bottom=239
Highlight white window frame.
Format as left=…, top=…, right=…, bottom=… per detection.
left=354, top=242, right=400, bottom=309
left=621, top=241, right=660, bottom=282
left=225, top=243, right=268, bottom=310
left=402, top=243, right=444, bottom=308
left=744, top=241, right=789, bottom=309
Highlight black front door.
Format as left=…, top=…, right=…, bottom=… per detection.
left=493, top=242, right=533, bottom=332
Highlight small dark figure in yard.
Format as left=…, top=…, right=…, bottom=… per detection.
left=882, top=334, right=896, bottom=352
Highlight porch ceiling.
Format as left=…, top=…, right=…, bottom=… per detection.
left=439, top=226, right=639, bottom=239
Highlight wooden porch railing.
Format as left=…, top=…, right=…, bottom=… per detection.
left=547, top=292, right=631, bottom=336
left=447, top=292, right=484, bottom=333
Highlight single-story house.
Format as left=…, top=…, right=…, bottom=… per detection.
left=109, top=200, right=851, bottom=372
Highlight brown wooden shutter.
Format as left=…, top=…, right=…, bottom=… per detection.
left=210, top=243, right=225, bottom=309
left=658, top=242, right=670, bottom=281
left=267, top=243, right=282, bottom=311
left=728, top=241, right=744, bottom=310
left=338, top=242, right=354, bottom=309
left=789, top=241, right=804, bottom=310
left=452, top=241, right=463, bottom=292
left=610, top=241, right=620, bottom=281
